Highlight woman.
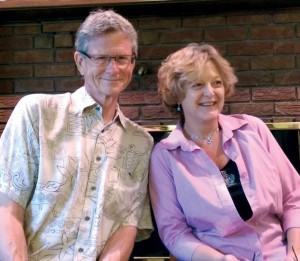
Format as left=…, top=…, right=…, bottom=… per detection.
left=149, top=43, right=300, bottom=261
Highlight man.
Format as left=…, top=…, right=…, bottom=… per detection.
left=0, top=9, right=153, bottom=260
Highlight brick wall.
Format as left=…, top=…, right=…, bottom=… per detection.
left=1, top=6, right=300, bottom=134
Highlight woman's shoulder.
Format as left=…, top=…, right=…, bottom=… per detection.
left=223, top=114, right=266, bottom=127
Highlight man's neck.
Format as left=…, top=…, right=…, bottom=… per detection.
left=101, top=102, right=117, bottom=125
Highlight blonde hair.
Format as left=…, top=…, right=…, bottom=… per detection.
left=157, top=43, right=238, bottom=114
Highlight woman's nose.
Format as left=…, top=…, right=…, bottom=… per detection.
left=203, top=83, right=214, bottom=96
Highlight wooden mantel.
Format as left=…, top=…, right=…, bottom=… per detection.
left=1, top=0, right=300, bottom=23
left=0, top=0, right=169, bottom=9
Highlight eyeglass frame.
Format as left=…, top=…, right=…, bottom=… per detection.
left=77, top=50, right=136, bottom=68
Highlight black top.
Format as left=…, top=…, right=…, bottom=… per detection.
left=221, top=159, right=253, bottom=221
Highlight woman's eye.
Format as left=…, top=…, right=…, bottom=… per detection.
left=192, top=83, right=203, bottom=89
left=213, top=80, right=223, bottom=86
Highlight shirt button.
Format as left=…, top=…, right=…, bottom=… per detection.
left=255, top=252, right=261, bottom=256
left=96, top=106, right=100, bottom=111
left=78, top=248, right=84, bottom=253
left=96, top=156, right=101, bottom=161
left=85, top=216, right=90, bottom=221
left=91, top=186, right=96, bottom=191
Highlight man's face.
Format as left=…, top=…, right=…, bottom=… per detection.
left=75, top=31, right=135, bottom=104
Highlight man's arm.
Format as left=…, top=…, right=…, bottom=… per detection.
left=0, top=192, right=28, bottom=261
left=98, top=226, right=137, bottom=261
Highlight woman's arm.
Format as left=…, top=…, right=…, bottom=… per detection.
left=285, top=227, right=300, bottom=261
left=98, top=226, right=137, bottom=261
left=0, top=193, right=28, bottom=261
left=192, top=245, right=239, bottom=261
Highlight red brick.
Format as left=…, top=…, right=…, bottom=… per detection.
left=0, top=51, right=14, bottom=64
left=119, top=91, right=161, bottom=105
left=261, top=117, right=274, bottom=123
left=0, top=65, right=32, bottom=78
left=54, top=34, right=74, bottom=47
left=250, top=26, right=293, bottom=40
left=120, top=106, right=139, bottom=120
left=227, top=57, right=250, bottom=71
left=15, top=79, right=54, bottom=93
left=236, top=71, right=272, bottom=86
left=274, top=12, right=300, bottom=23
left=55, top=78, right=84, bottom=92
left=251, top=55, right=294, bottom=70
left=34, top=35, right=53, bottom=48
left=227, top=88, right=250, bottom=102
left=0, top=124, right=5, bottom=136
left=274, top=71, right=300, bottom=85
left=141, top=106, right=176, bottom=119
left=275, top=102, right=300, bottom=115
left=183, top=16, right=225, bottom=28
left=227, top=14, right=270, bottom=25
left=228, top=42, right=273, bottom=55
left=0, top=109, right=13, bottom=123
left=274, top=41, right=300, bottom=54
left=43, top=22, right=80, bottom=33
left=15, top=50, right=54, bottom=63
left=230, top=102, right=274, bottom=115
left=14, top=25, right=41, bottom=35
left=139, top=31, right=159, bottom=45
left=139, top=45, right=183, bottom=60
left=55, top=49, right=74, bottom=63
left=0, top=80, right=13, bottom=94
left=298, top=87, right=300, bottom=99
left=252, top=87, right=296, bottom=101
left=272, top=117, right=295, bottom=122
left=0, top=95, right=22, bottom=108
left=35, top=64, right=75, bottom=77
left=205, top=27, right=247, bottom=41
left=139, top=18, right=181, bottom=30
left=296, top=26, right=300, bottom=38
left=0, top=36, right=33, bottom=50
left=0, top=26, right=13, bottom=36
left=160, top=29, right=202, bottom=44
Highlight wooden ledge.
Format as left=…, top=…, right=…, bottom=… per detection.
left=1, top=0, right=300, bottom=23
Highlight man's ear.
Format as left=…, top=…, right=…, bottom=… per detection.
left=74, top=51, right=85, bottom=76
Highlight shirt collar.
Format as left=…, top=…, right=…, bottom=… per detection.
left=159, top=114, right=249, bottom=151
left=71, top=86, right=127, bottom=130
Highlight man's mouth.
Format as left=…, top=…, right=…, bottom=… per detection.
left=100, top=78, right=120, bottom=81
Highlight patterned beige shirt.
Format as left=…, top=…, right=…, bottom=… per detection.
left=0, top=87, right=154, bottom=260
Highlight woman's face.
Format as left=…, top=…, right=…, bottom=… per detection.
left=181, top=60, right=225, bottom=125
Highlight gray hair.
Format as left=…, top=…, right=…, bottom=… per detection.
left=75, top=9, right=138, bottom=56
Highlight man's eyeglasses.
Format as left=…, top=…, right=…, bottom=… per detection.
left=78, top=50, right=135, bottom=68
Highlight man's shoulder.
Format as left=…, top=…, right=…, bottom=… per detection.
left=19, top=92, right=72, bottom=108
left=122, top=118, right=154, bottom=144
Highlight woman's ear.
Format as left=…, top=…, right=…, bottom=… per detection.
left=74, top=51, right=85, bottom=76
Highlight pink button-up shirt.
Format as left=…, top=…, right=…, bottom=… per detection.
left=149, top=114, right=300, bottom=261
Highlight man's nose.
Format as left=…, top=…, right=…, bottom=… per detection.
left=106, top=57, right=119, bottom=71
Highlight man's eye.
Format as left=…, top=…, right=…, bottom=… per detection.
left=95, top=56, right=108, bottom=61
left=117, top=56, right=130, bottom=62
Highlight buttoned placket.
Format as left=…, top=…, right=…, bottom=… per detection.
left=74, top=107, right=107, bottom=260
